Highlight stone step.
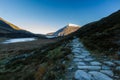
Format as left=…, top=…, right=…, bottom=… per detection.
left=74, top=70, right=92, bottom=80
left=100, top=70, right=114, bottom=77
left=90, top=61, right=102, bottom=66
left=78, top=66, right=101, bottom=70
left=88, top=71, right=113, bottom=80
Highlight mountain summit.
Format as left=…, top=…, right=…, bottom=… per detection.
left=67, top=23, right=80, bottom=27
left=52, top=23, right=80, bottom=36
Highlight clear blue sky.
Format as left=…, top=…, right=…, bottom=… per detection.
left=0, top=0, right=120, bottom=34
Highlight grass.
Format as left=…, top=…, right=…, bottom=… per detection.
left=0, top=38, right=57, bottom=60
left=72, top=10, right=120, bottom=59
left=0, top=38, right=71, bottom=80
left=0, top=38, right=7, bottom=42
left=34, top=46, right=71, bottom=80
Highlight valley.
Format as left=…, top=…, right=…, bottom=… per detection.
left=0, top=1, right=120, bottom=80
left=0, top=38, right=57, bottom=60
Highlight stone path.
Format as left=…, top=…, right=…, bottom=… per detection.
left=66, top=38, right=120, bottom=80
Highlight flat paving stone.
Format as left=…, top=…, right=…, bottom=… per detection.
left=100, top=70, right=114, bottom=77
left=102, top=65, right=111, bottom=70
left=78, top=66, right=101, bottom=70
left=72, top=49, right=80, bottom=53
left=115, top=66, right=120, bottom=71
left=73, top=58, right=82, bottom=62
left=67, top=66, right=74, bottom=70
left=103, top=61, right=116, bottom=67
left=81, top=53, right=90, bottom=56
left=74, top=55, right=86, bottom=59
left=89, top=71, right=113, bottom=80
left=84, top=58, right=94, bottom=62
left=74, top=70, right=92, bottom=80
left=90, top=61, right=101, bottom=66
left=77, top=62, right=86, bottom=66
left=67, top=38, right=119, bottom=80
left=114, top=61, right=120, bottom=65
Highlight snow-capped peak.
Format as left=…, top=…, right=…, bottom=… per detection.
left=68, top=23, right=80, bottom=27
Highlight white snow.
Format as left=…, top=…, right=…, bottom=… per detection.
left=2, top=38, right=36, bottom=44
left=68, top=23, right=80, bottom=27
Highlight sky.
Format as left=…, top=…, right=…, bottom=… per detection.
left=0, top=0, right=120, bottom=34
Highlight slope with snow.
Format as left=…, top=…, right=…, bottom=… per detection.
left=53, top=23, right=80, bottom=36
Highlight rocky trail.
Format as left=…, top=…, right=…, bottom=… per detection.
left=66, top=38, right=120, bottom=80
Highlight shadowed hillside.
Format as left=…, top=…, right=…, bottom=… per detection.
left=48, top=24, right=80, bottom=36
left=74, top=10, right=120, bottom=58
left=0, top=17, right=45, bottom=38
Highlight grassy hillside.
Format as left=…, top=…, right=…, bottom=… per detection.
left=0, top=17, right=21, bottom=32
left=0, top=17, right=45, bottom=38
left=75, top=10, right=120, bottom=58
left=0, top=38, right=57, bottom=60
left=0, top=37, right=71, bottom=80
left=59, top=26, right=80, bottom=36
left=53, top=24, right=80, bottom=36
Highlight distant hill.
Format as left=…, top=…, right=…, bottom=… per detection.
left=46, top=32, right=55, bottom=36
left=0, top=17, right=45, bottom=38
left=47, top=24, right=80, bottom=36
left=74, top=10, right=120, bottom=56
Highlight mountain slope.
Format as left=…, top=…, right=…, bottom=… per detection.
left=46, top=32, right=55, bottom=35
left=0, top=17, right=45, bottom=38
left=74, top=10, right=120, bottom=57
left=53, top=24, right=80, bottom=36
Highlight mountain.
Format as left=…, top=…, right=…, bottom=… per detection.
left=51, top=23, right=80, bottom=36
left=74, top=10, right=120, bottom=56
left=46, top=32, right=55, bottom=36
left=0, top=17, right=45, bottom=38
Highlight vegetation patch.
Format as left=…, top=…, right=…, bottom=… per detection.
left=72, top=10, right=120, bottom=59
left=0, top=41, right=71, bottom=80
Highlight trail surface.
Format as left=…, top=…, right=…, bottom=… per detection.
left=66, top=38, right=120, bottom=80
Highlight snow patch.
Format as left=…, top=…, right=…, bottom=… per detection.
left=68, top=23, right=80, bottom=27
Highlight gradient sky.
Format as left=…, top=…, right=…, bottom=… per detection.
left=0, top=0, right=120, bottom=34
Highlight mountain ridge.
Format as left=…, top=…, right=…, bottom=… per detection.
left=0, top=17, right=21, bottom=31
left=47, top=23, right=80, bottom=36
left=0, top=17, right=45, bottom=38
left=73, top=10, right=120, bottom=57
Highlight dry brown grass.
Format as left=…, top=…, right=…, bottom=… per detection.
left=0, top=38, right=57, bottom=60
left=0, top=41, right=71, bottom=80
left=35, top=63, right=48, bottom=80
left=0, top=38, right=7, bottom=42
